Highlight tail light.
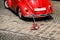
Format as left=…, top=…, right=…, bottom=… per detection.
left=24, top=7, right=28, bottom=12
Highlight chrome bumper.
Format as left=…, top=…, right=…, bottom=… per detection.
left=24, top=13, right=51, bottom=18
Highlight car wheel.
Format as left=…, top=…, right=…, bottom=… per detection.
left=4, top=0, right=8, bottom=8
left=18, top=9, right=23, bottom=19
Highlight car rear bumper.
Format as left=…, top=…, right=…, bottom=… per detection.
left=24, top=13, right=52, bottom=18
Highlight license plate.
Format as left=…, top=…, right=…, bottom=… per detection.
left=34, top=8, right=46, bottom=11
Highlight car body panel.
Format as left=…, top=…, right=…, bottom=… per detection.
left=7, top=0, right=12, bottom=8
left=5, top=0, right=53, bottom=18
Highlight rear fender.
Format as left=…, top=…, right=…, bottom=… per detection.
left=7, top=0, right=12, bottom=8
left=17, top=2, right=27, bottom=16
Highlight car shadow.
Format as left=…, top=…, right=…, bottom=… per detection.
left=21, top=16, right=53, bottom=22
left=9, top=8, right=53, bottom=22
left=51, top=0, right=60, bottom=1
left=9, top=8, right=18, bottom=16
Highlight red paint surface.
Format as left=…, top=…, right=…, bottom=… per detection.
left=6, top=0, right=53, bottom=18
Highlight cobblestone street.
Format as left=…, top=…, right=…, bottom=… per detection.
left=0, top=1, right=60, bottom=40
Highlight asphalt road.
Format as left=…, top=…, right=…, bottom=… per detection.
left=0, top=1, right=60, bottom=40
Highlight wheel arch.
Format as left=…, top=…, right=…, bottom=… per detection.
left=17, top=2, right=27, bottom=16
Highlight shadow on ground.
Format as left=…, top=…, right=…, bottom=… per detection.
left=9, top=9, right=53, bottom=22
left=21, top=16, right=53, bottom=22
left=51, top=0, right=60, bottom=1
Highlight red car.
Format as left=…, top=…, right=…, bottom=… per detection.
left=4, top=0, right=53, bottom=18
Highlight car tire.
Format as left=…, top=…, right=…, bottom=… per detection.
left=4, top=0, right=8, bottom=8
left=18, top=8, right=23, bottom=19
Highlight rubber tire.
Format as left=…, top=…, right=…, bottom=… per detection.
left=17, top=8, right=23, bottom=19
left=4, top=0, right=8, bottom=9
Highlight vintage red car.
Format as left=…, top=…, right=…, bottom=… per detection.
left=4, top=0, right=53, bottom=18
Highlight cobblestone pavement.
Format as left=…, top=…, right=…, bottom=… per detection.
left=0, top=0, right=4, bottom=9
left=0, top=30, right=55, bottom=40
left=0, top=1, right=60, bottom=40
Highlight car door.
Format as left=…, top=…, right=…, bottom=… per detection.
left=12, top=0, right=17, bottom=11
